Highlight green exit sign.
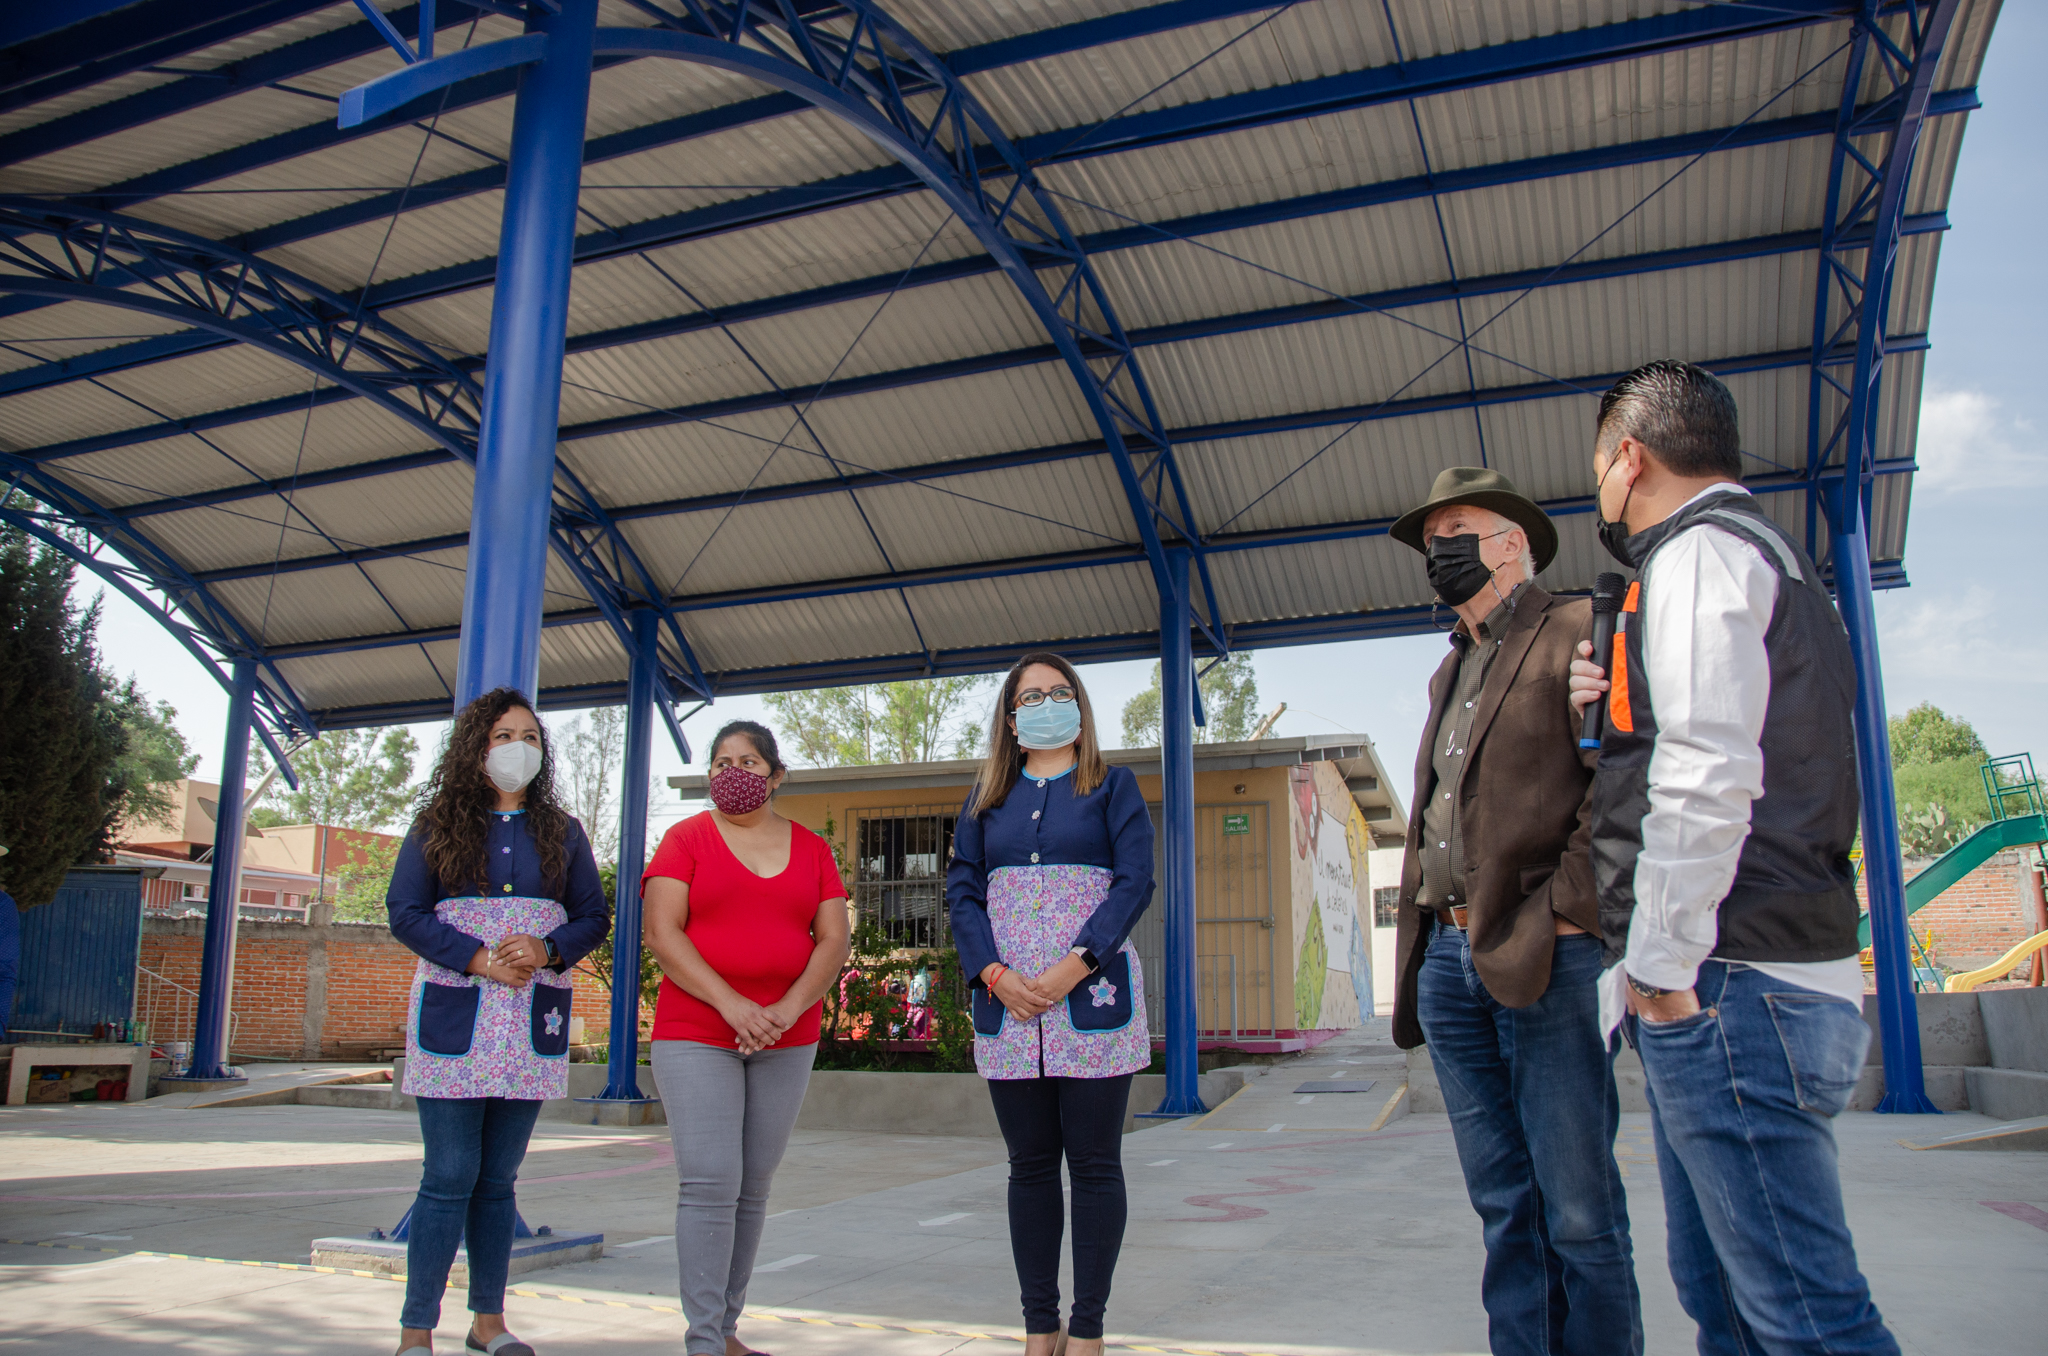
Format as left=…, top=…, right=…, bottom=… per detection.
left=1223, top=813, right=1251, bottom=835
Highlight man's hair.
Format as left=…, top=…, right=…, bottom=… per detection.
left=1596, top=360, right=1742, bottom=479
left=1485, top=510, right=1538, bottom=579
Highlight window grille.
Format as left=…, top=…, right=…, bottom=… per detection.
left=850, top=806, right=957, bottom=949
left=1374, top=886, right=1401, bottom=929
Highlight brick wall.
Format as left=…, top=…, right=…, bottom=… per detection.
left=1856, top=851, right=2046, bottom=970
left=139, top=916, right=627, bottom=1060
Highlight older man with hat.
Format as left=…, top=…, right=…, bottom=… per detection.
left=1389, top=468, right=1641, bottom=1356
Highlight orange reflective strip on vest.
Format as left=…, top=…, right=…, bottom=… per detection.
left=1608, top=581, right=1641, bottom=733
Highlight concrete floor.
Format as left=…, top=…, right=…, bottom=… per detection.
left=2, top=1025, right=2044, bottom=1356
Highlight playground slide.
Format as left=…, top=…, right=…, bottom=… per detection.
left=1855, top=811, right=2048, bottom=948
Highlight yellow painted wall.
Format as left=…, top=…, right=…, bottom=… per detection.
left=767, top=759, right=1366, bottom=1037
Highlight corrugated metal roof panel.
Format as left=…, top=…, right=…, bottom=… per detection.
left=621, top=492, right=896, bottom=598
left=856, top=458, right=1140, bottom=571
left=1177, top=406, right=1476, bottom=537
left=273, top=640, right=458, bottom=715
left=901, top=561, right=1157, bottom=653
left=683, top=589, right=925, bottom=672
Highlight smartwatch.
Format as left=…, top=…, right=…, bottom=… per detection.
left=544, top=938, right=564, bottom=971
left=1069, top=946, right=1100, bottom=973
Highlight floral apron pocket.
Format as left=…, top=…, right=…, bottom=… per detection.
left=1066, top=950, right=1135, bottom=1033
left=970, top=985, right=1007, bottom=1036
left=530, top=977, right=574, bottom=1058
left=418, top=982, right=482, bottom=1056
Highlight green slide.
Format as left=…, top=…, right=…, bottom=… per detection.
left=1857, top=812, right=2048, bottom=947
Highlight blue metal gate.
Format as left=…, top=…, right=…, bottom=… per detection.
left=12, top=866, right=143, bottom=1037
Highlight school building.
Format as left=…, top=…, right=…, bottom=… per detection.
left=672, top=736, right=1409, bottom=1049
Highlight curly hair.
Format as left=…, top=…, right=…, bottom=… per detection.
left=413, top=687, right=571, bottom=896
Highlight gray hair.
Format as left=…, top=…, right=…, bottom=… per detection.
left=1486, top=510, right=1539, bottom=581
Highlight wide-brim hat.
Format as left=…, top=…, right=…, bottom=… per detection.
left=1389, top=466, right=1559, bottom=572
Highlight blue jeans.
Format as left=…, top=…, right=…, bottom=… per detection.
left=1418, top=923, right=1642, bottom=1356
left=1633, top=960, right=1896, bottom=1356
left=401, top=1096, right=544, bottom=1330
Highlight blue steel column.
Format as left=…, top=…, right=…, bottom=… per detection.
left=1834, top=502, right=1935, bottom=1112
left=452, top=0, right=597, bottom=705
left=189, top=659, right=256, bottom=1082
left=601, top=610, right=658, bottom=1099
left=1155, top=546, right=1206, bottom=1116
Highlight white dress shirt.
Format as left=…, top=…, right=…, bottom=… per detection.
left=1599, top=485, right=1866, bottom=1036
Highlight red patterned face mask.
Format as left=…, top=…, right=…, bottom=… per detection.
left=708, top=765, right=770, bottom=816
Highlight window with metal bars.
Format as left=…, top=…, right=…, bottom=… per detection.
left=851, top=807, right=957, bottom=949
left=1374, top=886, right=1401, bottom=929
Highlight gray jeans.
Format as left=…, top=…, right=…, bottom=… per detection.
left=650, top=1039, right=816, bottom=1355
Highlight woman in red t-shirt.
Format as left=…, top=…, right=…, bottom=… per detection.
left=642, top=720, right=850, bottom=1356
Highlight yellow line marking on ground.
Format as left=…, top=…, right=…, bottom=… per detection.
left=1188, top=1082, right=1253, bottom=1128
left=1, top=1238, right=1318, bottom=1354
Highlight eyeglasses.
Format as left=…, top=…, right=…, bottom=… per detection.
left=1015, top=685, right=1077, bottom=707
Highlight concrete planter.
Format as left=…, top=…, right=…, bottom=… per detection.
left=381, top=1058, right=1244, bottom=1134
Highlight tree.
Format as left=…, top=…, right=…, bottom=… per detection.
left=331, top=835, right=402, bottom=924
left=1121, top=653, right=1261, bottom=747
left=558, top=707, right=625, bottom=866
left=107, top=680, right=200, bottom=829
left=1889, top=703, right=1987, bottom=767
left=0, top=512, right=129, bottom=908
left=1885, top=703, right=1994, bottom=856
left=763, top=677, right=991, bottom=767
left=254, top=727, right=417, bottom=831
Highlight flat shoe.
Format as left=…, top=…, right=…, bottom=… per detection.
left=466, top=1334, right=535, bottom=1356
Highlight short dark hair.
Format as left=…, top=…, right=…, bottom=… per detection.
left=1596, top=360, right=1742, bottom=479
left=708, top=719, right=785, bottom=775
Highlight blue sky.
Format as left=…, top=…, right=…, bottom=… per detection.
left=90, top=6, right=2046, bottom=835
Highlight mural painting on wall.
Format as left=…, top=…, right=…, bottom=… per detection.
left=1290, top=765, right=1370, bottom=1030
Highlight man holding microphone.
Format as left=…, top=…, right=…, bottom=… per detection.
left=1570, top=360, right=1896, bottom=1355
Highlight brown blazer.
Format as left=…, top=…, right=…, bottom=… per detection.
left=1391, top=586, right=1600, bottom=1050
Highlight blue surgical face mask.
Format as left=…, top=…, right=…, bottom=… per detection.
left=1014, top=698, right=1082, bottom=751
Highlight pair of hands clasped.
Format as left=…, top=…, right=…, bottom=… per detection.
left=1566, top=639, right=1705, bottom=1027
left=467, top=932, right=552, bottom=990
left=716, top=994, right=808, bottom=1055
left=982, top=953, right=1095, bottom=1022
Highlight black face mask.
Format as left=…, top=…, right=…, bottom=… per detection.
left=1595, top=455, right=1641, bottom=567
left=1426, top=533, right=1494, bottom=607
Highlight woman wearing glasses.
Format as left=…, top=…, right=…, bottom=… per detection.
left=946, top=653, right=1156, bottom=1356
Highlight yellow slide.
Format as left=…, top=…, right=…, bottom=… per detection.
left=1944, top=929, right=2048, bottom=992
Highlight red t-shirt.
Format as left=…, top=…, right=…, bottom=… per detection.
left=643, top=813, right=845, bottom=1049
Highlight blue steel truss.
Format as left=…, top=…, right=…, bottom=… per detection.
left=1805, top=1, right=1959, bottom=549
left=0, top=200, right=714, bottom=721
left=569, top=1, right=1224, bottom=650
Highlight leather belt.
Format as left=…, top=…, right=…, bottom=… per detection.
left=1435, top=905, right=1469, bottom=932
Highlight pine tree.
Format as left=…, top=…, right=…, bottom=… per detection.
left=0, top=515, right=130, bottom=908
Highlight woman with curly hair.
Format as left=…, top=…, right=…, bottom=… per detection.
left=386, top=688, right=610, bottom=1356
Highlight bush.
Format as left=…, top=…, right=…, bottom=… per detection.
left=816, top=919, right=974, bottom=1072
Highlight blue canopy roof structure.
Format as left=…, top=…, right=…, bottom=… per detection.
left=3, top=0, right=2001, bottom=1111
left=0, top=1, right=2001, bottom=745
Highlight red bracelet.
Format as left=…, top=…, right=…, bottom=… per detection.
left=987, top=963, right=1007, bottom=987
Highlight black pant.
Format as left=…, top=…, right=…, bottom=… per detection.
left=985, top=1073, right=1133, bottom=1340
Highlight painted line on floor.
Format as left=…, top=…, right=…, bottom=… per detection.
left=753, top=1253, right=817, bottom=1272
left=1147, top=1160, right=1177, bottom=1166
left=917, top=1213, right=971, bottom=1227
left=1, top=1239, right=1318, bottom=1356
left=609, top=1234, right=674, bottom=1250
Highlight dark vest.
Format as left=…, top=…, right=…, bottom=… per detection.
left=1589, top=490, right=1862, bottom=967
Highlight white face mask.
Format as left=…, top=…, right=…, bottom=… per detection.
left=485, top=741, right=543, bottom=794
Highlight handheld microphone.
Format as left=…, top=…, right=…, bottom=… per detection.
left=1579, top=572, right=1628, bottom=750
